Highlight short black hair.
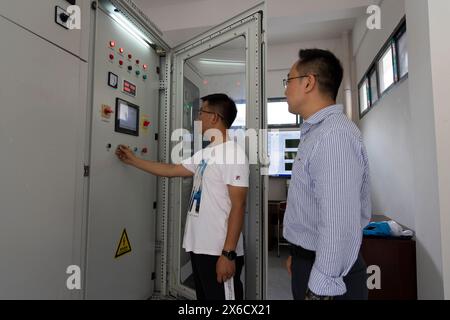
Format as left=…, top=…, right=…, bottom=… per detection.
left=201, top=94, right=237, bottom=129
left=297, top=49, right=343, bottom=101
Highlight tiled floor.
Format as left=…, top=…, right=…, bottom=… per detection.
left=266, top=246, right=293, bottom=300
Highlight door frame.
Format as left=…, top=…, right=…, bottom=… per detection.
left=167, top=3, right=267, bottom=300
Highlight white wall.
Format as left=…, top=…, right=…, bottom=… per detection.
left=202, top=73, right=246, bottom=102
left=353, top=0, right=405, bottom=80
left=354, top=0, right=450, bottom=299
left=267, top=39, right=347, bottom=102
left=358, top=81, right=415, bottom=228
left=352, top=0, right=415, bottom=229
left=405, top=0, right=450, bottom=300
left=427, top=0, right=450, bottom=299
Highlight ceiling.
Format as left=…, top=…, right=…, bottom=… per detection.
left=187, top=37, right=247, bottom=76
left=132, top=0, right=373, bottom=47
left=137, top=0, right=204, bottom=8
left=268, top=17, right=359, bottom=45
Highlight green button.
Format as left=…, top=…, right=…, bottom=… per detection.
left=143, top=75, right=147, bottom=80
left=136, top=70, right=141, bottom=76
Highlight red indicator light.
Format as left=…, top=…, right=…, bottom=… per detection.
left=119, top=60, right=123, bottom=66
left=143, top=64, right=148, bottom=70
left=109, top=41, right=116, bottom=48
left=109, top=54, right=114, bottom=60
left=119, top=48, right=124, bottom=54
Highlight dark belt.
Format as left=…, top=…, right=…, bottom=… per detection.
left=289, top=243, right=316, bottom=260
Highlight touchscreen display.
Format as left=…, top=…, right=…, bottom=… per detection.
left=115, top=98, right=139, bottom=136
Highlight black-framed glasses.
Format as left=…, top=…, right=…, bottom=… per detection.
left=283, top=74, right=317, bottom=89
left=198, top=108, right=224, bottom=119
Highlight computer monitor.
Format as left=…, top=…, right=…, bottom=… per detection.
left=267, top=130, right=300, bottom=177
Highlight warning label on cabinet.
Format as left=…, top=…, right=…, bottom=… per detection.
left=115, top=229, right=132, bottom=258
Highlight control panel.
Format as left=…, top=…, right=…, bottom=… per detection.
left=99, top=36, right=156, bottom=158
left=86, top=8, right=159, bottom=299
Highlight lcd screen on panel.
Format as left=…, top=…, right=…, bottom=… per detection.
left=115, top=98, right=140, bottom=136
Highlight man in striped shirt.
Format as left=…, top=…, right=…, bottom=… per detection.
left=283, top=49, right=371, bottom=300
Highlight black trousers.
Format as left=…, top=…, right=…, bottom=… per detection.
left=290, top=244, right=368, bottom=300
left=190, top=253, right=244, bottom=301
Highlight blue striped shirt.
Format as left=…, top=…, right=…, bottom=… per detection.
left=283, top=104, right=371, bottom=297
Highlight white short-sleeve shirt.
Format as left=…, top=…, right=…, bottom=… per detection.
left=181, top=140, right=249, bottom=256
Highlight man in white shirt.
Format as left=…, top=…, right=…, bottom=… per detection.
left=116, top=94, right=249, bottom=300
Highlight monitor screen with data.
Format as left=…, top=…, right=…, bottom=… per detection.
left=267, top=130, right=300, bottom=177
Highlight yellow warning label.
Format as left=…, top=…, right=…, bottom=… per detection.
left=115, top=229, right=132, bottom=258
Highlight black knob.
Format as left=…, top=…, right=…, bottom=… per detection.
left=60, top=13, right=70, bottom=23
left=128, top=66, right=132, bottom=71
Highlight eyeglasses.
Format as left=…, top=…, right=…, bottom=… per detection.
left=283, top=74, right=318, bottom=89
left=198, top=108, right=224, bottom=119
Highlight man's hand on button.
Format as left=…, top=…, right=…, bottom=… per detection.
left=116, top=145, right=138, bottom=166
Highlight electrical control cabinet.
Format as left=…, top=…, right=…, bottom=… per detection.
left=0, top=0, right=266, bottom=300
left=0, top=1, right=90, bottom=299
left=85, top=6, right=159, bottom=299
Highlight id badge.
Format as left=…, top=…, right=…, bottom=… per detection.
left=224, top=277, right=235, bottom=300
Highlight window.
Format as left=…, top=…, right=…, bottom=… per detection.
left=267, top=99, right=300, bottom=127
left=359, top=79, right=369, bottom=115
left=358, top=18, right=407, bottom=118
left=369, top=69, right=379, bottom=105
left=378, top=44, right=395, bottom=94
left=396, top=30, right=408, bottom=78
left=232, top=103, right=246, bottom=128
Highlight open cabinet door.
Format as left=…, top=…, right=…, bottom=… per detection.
left=167, top=3, right=267, bottom=300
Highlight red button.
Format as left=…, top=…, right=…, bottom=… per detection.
left=128, top=54, right=132, bottom=59
left=143, top=121, right=150, bottom=127
left=119, top=60, right=123, bottom=66
left=104, top=107, right=113, bottom=115
left=142, top=148, right=148, bottom=154
left=136, top=60, right=140, bottom=65
left=109, top=54, right=114, bottom=60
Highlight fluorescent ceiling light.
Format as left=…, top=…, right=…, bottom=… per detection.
left=112, top=12, right=153, bottom=48
left=199, top=59, right=245, bottom=66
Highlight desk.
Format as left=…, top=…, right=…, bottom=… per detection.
left=268, top=201, right=289, bottom=256
left=361, top=215, right=417, bottom=300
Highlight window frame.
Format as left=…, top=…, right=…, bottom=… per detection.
left=359, top=17, right=407, bottom=119
left=395, top=25, right=408, bottom=81
left=231, top=99, right=247, bottom=129
left=267, top=97, right=302, bottom=129
left=378, top=41, right=397, bottom=95
left=368, top=65, right=379, bottom=106
left=358, top=78, right=370, bottom=118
